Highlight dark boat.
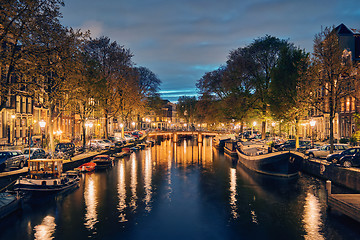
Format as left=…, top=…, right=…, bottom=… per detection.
left=224, top=140, right=238, bottom=158
left=0, top=192, right=22, bottom=220
left=212, top=135, right=232, bottom=150
left=14, top=159, right=79, bottom=193
left=236, top=144, right=303, bottom=178
left=92, top=155, right=113, bottom=170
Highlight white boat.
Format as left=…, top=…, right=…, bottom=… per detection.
left=14, top=159, right=79, bottom=194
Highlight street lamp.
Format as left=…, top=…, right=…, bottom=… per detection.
left=310, top=120, right=316, bottom=148
left=39, top=120, right=46, bottom=148
left=272, top=122, right=276, bottom=140
left=120, top=123, right=124, bottom=138
left=132, top=121, right=136, bottom=130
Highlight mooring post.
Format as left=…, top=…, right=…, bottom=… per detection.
left=326, top=180, right=332, bottom=196
left=198, top=133, right=203, bottom=143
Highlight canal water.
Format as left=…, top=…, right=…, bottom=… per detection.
left=1, top=138, right=360, bottom=240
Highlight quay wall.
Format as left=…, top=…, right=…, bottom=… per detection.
left=301, top=159, right=360, bottom=192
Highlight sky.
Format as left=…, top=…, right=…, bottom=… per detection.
left=60, top=0, right=360, bottom=102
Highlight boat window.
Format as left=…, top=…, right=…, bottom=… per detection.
left=41, top=181, right=46, bottom=186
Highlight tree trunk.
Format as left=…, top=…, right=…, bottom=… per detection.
left=261, top=121, right=266, bottom=139
left=82, top=120, right=86, bottom=148
left=104, top=110, right=108, bottom=139
left=295, top=119, right=299, bottom=149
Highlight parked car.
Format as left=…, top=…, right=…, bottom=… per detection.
left=109, top=136, right=126, bottom=146
left=326, top=147, right=360, bottom=163
left=339, top=151, right=360, bottom=168
left=23, top=148, right=47, bottom=160
left=55, top=142, right=75, bottom=158
left=124, top=134, right=136, bottom=143
left=0, top=150, right=26, bottom=171
left=131, top=131, right=143, bottom=139
left=88, top=139, right=111, bottom=151
left=305, top=144, right=348, bottom=158
left=102, top=139, right=115, bottom=149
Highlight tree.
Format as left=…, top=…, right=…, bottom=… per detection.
left=246, top=35, right=289, bottom=138
left=135, top=66, right=161, bottom=97
left=0, top=0, right=65, bottom=111
left=177, top=96, right=197, bottom=126
left=84, top=36, right=133, bottom=138
left=270, top=44, right=310, bottom=147
left=311, top=26, right=359, bottom=153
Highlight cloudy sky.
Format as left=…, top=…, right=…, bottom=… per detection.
left=60, top=0, right=359, bottom=102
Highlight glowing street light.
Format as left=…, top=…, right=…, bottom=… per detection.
left=120, top=123, right=124, bottom=138
left=39, top=120, right=46, bottom=148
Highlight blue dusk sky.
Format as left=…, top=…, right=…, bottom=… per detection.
left=60, top=0, right=360, bottom=102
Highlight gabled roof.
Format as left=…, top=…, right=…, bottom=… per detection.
left=335, top=23, right=354, bottom=35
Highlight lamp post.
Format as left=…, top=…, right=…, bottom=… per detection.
left=120, top=123, right=124, bottom=138
left=310, top=120, right=316, bottom=148
left=39, top=120, right=46, bottom=148
left=272, top=122, right=276, bottom=140
left=132, top=121, right=136, bottom=130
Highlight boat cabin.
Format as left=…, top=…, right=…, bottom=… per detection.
left=28, top=159, right=63, bottom=179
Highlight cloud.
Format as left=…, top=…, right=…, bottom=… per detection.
left=60, top=0, right=360, bottom=101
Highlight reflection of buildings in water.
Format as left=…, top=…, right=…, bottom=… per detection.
left=84, top=175, right=98, bottom=230
left=170, top=138, right=214, bottom=168
left=34, top=215, right=56, bottom=240
left=229, top=168, right=238, bottom=219
left=130, top=154, right=138, bottom=211
left=303, top=191, right=324, bottom=240
left=143, top=148, right=152, bottom=212
left=117, top=159, right=127, bottom=222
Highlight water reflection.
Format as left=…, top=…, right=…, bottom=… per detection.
left=143, top=148, right=152, bottom=212
left=2, top=138, right=359, bottom=240
left=34, top=215, right=56, bottom=240
left=303, top=191, right=324, bottom=240
left=117, top=159, right=127, bottom=222
left=84, top=174, right=98, bottom=230
left=130, top=154, right=138, bottom=211
left=229, top=168, right=238, bottom=219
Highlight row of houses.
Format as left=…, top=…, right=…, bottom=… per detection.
left=298, top=24, right=360, bottom=142
left=0, top=96, right=180, bottom=145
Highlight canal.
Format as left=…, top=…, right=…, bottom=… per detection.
left=1, top=138, right=360, bottom=240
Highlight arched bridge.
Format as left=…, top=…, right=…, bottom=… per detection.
left=147, top=131, right=218, bottom=142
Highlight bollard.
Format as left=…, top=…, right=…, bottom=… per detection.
left=326, top=180, right=332, bottom=196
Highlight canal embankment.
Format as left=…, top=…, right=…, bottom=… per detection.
left=301, top=157, right=360, bottom=192
left=0, top=136, right=147, bottom=190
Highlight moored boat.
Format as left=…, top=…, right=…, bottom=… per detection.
left=92, top=155, right=113, bottom=170
left=77, top=162, right=96, bottom=172
left=236, top=143, right=303, bottom=178
left=224, top=140, right=238, bottom=158
left=0, top=192, right=22, bottom=220
left=14, top=159, right=80, bottom=193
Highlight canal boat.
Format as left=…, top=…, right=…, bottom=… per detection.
left=224, top=140, right=238, bottom=158
left=236, top=142, right=303, bottom=178
left=212, top=135, right=232, bottom=150
left=92, top=155, right=113, bottom=170
left=14, top=159, right=80, bottom=193
left=0, top=192, right=22, bottom=220
left=77, top=162, right=96, bottom=172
